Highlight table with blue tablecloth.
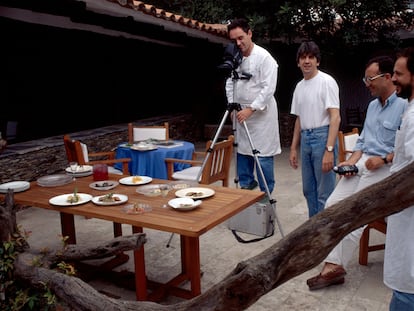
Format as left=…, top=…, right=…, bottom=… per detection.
left=115, top=141, right=195, bottom=179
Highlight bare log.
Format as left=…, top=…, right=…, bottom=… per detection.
left=36, top=234, right=147, bottom=264
left=15, top=253, right=164, bottom=311
left=4, top=162, right=414, bottom=310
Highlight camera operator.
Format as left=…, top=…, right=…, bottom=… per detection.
left=225, top=18, right=281, bottom=194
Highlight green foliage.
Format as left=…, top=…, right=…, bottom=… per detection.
left=145, top=0, right=414, bottom=50
left=0, top=234, right=66, bottom=310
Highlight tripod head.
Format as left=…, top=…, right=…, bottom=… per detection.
left=227, top=102, right=242, bottom=112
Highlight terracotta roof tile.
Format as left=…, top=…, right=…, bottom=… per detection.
left=108, top=0, right=228, bottom=39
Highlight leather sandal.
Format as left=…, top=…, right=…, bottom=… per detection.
left=306, top=266, right=346, bottom=290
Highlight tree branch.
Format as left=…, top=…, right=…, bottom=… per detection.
left=5, top=162, right=414, bottom=310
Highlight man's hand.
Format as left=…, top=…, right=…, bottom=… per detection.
left=365, top=156, right=386, bottom=171
left=236, top=108, right=255, bottom=123
left=322, top=151, right=334, bottom=172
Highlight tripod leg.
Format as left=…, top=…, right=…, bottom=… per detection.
left=232, top=109, right=239, bottom=188
left=166, top=233, right=174, bottom=248
left=240, top=121, right=284, bottom=237
left=196, top=106, right=234, bottom=182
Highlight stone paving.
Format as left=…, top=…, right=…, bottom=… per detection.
left=16, top=147, right=390, bottom=310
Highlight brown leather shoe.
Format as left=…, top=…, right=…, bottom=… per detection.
left=306, top=266, right=346, bottom=290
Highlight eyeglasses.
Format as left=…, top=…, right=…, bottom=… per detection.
left=362, top=73, right=385, bottom=85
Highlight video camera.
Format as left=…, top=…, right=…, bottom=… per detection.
left=217, top=42, right=243, bottom=77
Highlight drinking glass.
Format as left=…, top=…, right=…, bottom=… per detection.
left=69, top=161, right=78, bottom=181
left=93, top=164, right=108, bottom=181
left=159, top=184, right=170, bottom=197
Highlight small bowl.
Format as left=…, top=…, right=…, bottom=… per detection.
left=136, top=184, right=172, bottom=197
left=123, top=203, right=152, bottom=214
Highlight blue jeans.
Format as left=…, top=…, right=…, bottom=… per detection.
left=301, top=126, right=337, bottom=217
left=237, top=153, right=275, bottom=193
left=390, top=290, right=414, bottom=311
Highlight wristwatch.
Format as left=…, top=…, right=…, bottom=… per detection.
left=326, top=146, right=334, bottom=152
left=382, top=156, right=388, bottom=164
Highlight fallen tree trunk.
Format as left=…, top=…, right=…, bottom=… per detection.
left=3, top=162, right=414, bottom=311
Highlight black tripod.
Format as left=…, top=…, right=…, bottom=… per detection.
left=197, top=71, right=284, bottom=238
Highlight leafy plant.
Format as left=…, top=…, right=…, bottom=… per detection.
left=0, top=230, right=71, bottom=310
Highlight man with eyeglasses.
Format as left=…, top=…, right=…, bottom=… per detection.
left=306, top=55, right=407, bottom=290
left=362, top=73, right=385, bottom=84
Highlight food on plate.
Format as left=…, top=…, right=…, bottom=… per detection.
left=98, top=193, right=121, bottom=202
left=95, top=182, right=113, bottom=188
left=66, top=194, right=80, bottom=203
left=185, top=191, right=204, bottom=198
left=66, top=188, right=80, bottom=203
left=132, top=176, right=143, bottom=183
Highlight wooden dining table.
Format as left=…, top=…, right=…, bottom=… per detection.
left=6, top=173, right=264, bottom=302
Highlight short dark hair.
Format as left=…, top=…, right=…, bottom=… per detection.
left=296, top=41, right=321, bottom=63
left=366, top=56, right=395, bottom=75
left=227, top=18, right=250, bottom=34
left=397, top=47, right=414, bottom=75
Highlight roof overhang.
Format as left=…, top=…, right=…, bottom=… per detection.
left=0, top=0, right=230, bottom=47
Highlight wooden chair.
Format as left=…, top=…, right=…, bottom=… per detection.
left=359, top=218, right=387, bottom=265
left=63, top=134, right=132, bottom=243
left=165, top=135, right=234, bottom=187
left=128, top=122, right=169, bottom=144
left=337, top=128, right=387, bottom=265
left=164, top=135, right=234, bottom=247
left=337, top=127, right=359, bottom=163
left=63, top=134, right=131, bottom=175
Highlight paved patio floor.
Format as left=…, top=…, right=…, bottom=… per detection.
left=16, top=147, right=390, bottom=310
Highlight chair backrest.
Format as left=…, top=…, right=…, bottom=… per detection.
left=128, top=122, right=169, bottom=144
left=63, top=134, right=89, bottom=165
left=338, top=128, right=359, bottom=163
left=200, top=135, right=234, bottom=186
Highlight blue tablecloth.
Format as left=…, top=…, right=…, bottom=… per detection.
left=115, top=141, right=195, bottom=179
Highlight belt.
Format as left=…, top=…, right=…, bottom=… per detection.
left=301, top=125, right=329, bottom=133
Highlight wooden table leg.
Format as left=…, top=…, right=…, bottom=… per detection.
left=60, top=212, right=76, bottom=244
left=181, top=235, right=201, bottom=296
left=132, top=226, right=147, bottom=300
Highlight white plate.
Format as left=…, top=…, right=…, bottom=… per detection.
left=130, top=143, right=158, bottom=151
left=49, top=193, right=92, bottom=206
left=92, top=194, right=128, bottom=206
left=89, top=180, right=119, bottom=191
left=0, top=181, right=30, bottom=193
left=119, top=176, right=152, bottom=186
left=66, top=170, right=93, bottom=177
left=37, top=174, right=73, bottom=187
left=168, top=198, right=202, bottom=211
left=175, top=187, right=215, bottom=199
left=65, top=165, right=93, bottom=174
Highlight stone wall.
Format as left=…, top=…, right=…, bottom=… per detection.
left=0, top=113, right=294, bottom=184
left=0, top=114, right=201, bottom=184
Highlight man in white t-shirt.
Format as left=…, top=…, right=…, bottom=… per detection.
left=289, top=41, right=341, bottom=217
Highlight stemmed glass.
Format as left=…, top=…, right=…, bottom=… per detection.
left=69, top=161, right=78, bottom=181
